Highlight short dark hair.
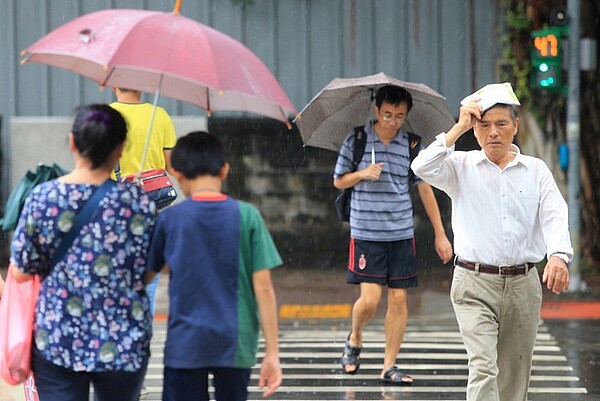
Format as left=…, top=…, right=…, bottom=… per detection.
left=117, top=87, right=140, bottom=94
left=375, top=85, right=413, bottom=112
left=71, top=104, right=127, bottom=169
left=171, top=131, right=226, bottom=178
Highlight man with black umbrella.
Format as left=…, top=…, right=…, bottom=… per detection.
left=335, top=85, right=453, bottom=385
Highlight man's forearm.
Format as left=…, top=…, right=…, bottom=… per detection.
left=417, top=183, right=446, bottom=237
left=334, top=171, right=362, bottom=190
left=411, top=134, right=457, bottom=193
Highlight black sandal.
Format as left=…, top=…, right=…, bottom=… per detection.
left=378, top=366, right=413, bottom=386
left=341, top=332, right=361, bottom=375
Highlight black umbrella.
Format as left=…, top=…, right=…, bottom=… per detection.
left=294, top=72, right=455, bottom=152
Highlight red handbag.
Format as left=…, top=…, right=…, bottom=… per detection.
left=122, top=169, right=178, bottom=210
left=0, top=265, right=41, bottom=385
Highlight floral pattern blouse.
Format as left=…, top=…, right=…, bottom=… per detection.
left=10, top=180, right=156, bottom=372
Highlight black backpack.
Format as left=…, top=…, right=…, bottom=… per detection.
left=334, top=126, right=421, bottom=222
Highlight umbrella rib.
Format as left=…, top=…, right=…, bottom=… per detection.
left=206, top=87, right=211, bottom=116
left=100, top=65, right=116, bottom=88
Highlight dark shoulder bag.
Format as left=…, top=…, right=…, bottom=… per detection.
left=334, top=127, right=367, bottom=222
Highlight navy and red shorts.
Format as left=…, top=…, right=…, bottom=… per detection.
left=347, top=238, right=418, bottom=289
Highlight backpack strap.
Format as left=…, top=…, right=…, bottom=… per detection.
left=350, top=126, right=368, bottom=172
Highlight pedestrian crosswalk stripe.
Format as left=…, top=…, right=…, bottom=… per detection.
left=245, top=386, right=589, bottom=394
left=146, top=362, right=576, bottom=372
left=266, top=342, right=562, bottom=352
left=141, top=373, right=580, bottom=381
left=256, top=351, right=568, bottom=362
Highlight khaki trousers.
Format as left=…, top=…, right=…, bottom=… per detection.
left=450, top=265, right=542, bottom=401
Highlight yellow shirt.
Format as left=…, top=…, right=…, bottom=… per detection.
left=110, top=102, right=177, bottom=178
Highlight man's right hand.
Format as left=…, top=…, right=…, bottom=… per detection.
left=445, top=102, right=483, bottom=147
left=258, top=353, right=282, bottom=397
left=359, top=162, right=384, bottom=181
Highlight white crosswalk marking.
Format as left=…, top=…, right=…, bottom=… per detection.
left=138, top=319, right=588, bottom=401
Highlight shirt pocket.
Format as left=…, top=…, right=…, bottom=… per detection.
left=515, top=190, right=539, bottom=226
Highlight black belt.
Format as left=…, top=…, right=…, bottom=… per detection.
left=455, top=258, right=535, bottom=276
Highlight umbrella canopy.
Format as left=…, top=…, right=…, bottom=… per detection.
left=20, top=7, right=296, bottom=124
left=294, top=72, right=455, bottom=152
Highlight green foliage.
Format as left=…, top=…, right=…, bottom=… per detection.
left=505, top=1, right=531, bottom=30
left=500, top=0, right=533, bottom=108
left=500, top=37, right=532, bottom=105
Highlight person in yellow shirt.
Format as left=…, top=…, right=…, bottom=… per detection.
left=111, top=87, right=177, bottom=396
left=110, top=87, right=177, bottom=179
left=110, top=86, right=176, bottom=306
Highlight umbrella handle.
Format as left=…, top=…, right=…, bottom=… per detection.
left=139, top=86, right=161, bottom=173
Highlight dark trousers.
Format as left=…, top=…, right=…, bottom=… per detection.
left=162, top=366, right=251, bottom=401
left=32, top=349, right=147, bottom=401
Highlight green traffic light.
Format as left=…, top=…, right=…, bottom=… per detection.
left=540, top=77, right=556, bottom=87
left=539, top=63, right=549, bottom=72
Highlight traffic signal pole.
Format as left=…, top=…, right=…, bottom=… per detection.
left=566, top=0, right=583, bottom=292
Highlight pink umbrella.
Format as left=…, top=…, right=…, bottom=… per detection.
left=20, top=2, right=296, bottom=125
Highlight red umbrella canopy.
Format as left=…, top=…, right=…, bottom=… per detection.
left=21, top=8, right=296, bottom=124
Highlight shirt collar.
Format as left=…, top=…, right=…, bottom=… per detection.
left=191, top=194, right=227, bottom=201
left=365, top=122, right=405, bottom=144
left=473, top=143, right=531, bottom=169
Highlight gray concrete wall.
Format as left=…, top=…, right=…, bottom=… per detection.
left=6, top=116, right=207, bottom=204
left=1, top=0, right=494, bottom=267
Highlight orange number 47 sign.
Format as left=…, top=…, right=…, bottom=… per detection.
left=534, top=34, right=559, bottom=57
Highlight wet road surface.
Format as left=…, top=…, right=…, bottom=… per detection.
left=133, top=265, right=599, bottom=400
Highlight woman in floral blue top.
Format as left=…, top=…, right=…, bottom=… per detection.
left=10, top=104, right=156, bottom=401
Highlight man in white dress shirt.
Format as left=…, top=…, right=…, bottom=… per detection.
left=411, top=83, right=572, bottom=401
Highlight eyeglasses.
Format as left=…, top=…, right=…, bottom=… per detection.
left=380, top=113, right=405, bottom=123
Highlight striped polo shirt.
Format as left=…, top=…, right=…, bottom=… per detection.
left=334, top=123, right=421, bottom=241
